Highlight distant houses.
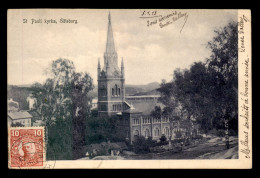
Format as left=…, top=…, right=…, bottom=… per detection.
left=8, top=111, right=32, bottom=127
left=7, top=98, right=41, bottom=127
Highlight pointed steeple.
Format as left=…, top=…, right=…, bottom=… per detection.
left=105, top=11, right=116, bottom=55
left=98, top=58, right=101, bottom=68
left=97, top=58, right=101, bottom=78
left=121, top=57, right=124, bottom=68
left=121, top=57, right=125, bottom=78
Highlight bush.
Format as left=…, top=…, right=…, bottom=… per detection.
left=157, top=135, right=169, bottom=146
left=132, top=136, right=159, bottom=154
left=132, top=135, right=149, bottom=154
left=216, top=129, right=226, bottom=137
left=193, top=135, right=203, bottom=140
left=172, top=138, right=183, bottom=144
left=146, top=136, right=157, bottom=147
left=160, top=135, right=167, bottom=142
left=175, top=131, right=182, bottom=138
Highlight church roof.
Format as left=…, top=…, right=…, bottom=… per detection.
left=123, top=108, right=143, bottom=114
left=105, top=12, right=116, bottom=55
left=125, top=96, right=164, bottom=115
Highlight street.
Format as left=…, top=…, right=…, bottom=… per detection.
left=124, top=136, right=238, bottom=160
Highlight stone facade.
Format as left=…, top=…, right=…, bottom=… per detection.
left=129, top=115, right=172, bottom=143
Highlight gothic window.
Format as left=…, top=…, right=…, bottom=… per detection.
left=134, top=130, right=139, bottom=136
left=118, top=88, right=120, bottom=95
left=134, top=130, right=139, bottom=141
left=163, top=127, right=170, bottom=136
left=154, top=127, right=160, bottom=136
left=144, top=129, right=150, bottom=138
left=115, top=84, right=118, bottom=95
left=112, top=88, right=114, bottom=96
left=100, top=85, right=106, bottom=96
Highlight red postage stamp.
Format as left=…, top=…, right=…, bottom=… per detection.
left=8, top=127, right=45, bottom=169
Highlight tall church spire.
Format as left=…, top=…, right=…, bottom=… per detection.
left=121, top=57, right=125, bottom=78
left=97, top=58, right=101, bottom=78
left=105, top=11, right=116, bottom=55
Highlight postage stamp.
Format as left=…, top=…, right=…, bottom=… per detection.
left=8, top=127, right=45, bottom=169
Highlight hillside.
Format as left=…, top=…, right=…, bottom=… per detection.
left=8, top=82, right=161, bottom=102
left=89, top=82, right=160, bottom=97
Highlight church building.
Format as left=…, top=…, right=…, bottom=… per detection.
left=97, top=13, right=176, bottom=144
left=97, top=12, right=128, bottom=117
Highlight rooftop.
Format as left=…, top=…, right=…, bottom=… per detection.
left=125, top=95, right=160, bottom=99
left=8, top=111, right=32, bottom=120
left=125, top=95, right=164, bottom=115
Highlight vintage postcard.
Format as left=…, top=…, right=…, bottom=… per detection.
left=7, top=9, right=252, bottom=169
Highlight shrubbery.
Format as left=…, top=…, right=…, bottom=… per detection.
left=159, top=135, right=169, bottom=145
left=175, top=131, right=182, bottom=138
left=132, top=135, right=170, bottom=154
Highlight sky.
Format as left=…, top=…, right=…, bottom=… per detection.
left=8, top=9, right=237, bottom=85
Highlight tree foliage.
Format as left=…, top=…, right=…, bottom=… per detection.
left=30, top=58, right=94, bottom=160
left=85, top=115, right=126, bottom=145
left=155, top=21, right=238, bottom=136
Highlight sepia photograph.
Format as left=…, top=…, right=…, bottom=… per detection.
left=7, top=9, right=252, bottom=169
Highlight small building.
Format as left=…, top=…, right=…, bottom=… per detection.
left=8, top=111, right=32, bottom=127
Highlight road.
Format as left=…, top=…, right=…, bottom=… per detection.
left=124, top=136, right=238, bottom=160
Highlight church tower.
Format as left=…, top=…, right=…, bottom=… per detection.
left=97, top=12, right=125, bottom=117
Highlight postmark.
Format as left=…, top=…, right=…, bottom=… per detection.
left=8, top=127, right=45, bottom=169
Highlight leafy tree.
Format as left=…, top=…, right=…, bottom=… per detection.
left=150, top=106, right=162, bottom=118
left=85, top=115, right=126, bottom=145
left=206, top=21, right=238, bottom=148
left=30, top=58, right=94, bottom=159
left=156, top=21, right=238, bottom=149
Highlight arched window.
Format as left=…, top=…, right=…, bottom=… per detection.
left=115, top=84, right=118, bottom=96
left=112, top=88, right=114, bottom=96
left=144, top=129, right=150, bottom=138
left=163, top=127, right=170, bottom=136
left=118, top=88, right=120, bottom=95
left=134, top=130, right=139, bottom=136
left=154, top=128, right=160, bottom=136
